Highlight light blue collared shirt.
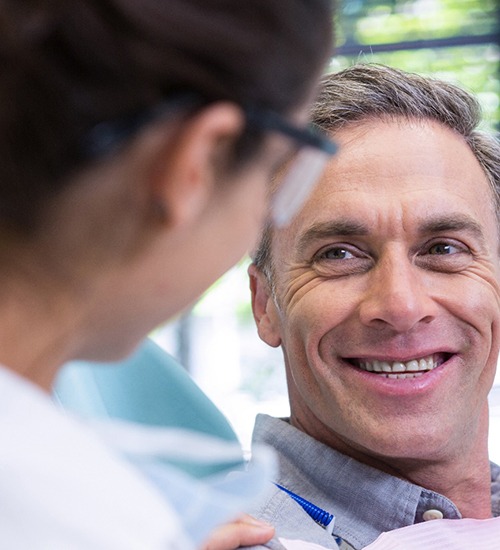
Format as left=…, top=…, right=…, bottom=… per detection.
left=246, top=414, right=500, bottom=550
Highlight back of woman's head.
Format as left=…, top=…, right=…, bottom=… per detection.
left=0, top=0, right=334, bottom=236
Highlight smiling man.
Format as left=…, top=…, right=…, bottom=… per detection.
left=246, top=64, right=500, bottom=550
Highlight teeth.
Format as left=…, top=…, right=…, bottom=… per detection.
left=420, top=358, right=431, bottom=371
left=392, top=362, right=406, bottom=373
left=384, top=372, right=424, bottom=379
left=358, top=355, right=438, bottom=374
left=407, top=360, right=419, bottom=371
left=381, top=362, right=392, bottom=373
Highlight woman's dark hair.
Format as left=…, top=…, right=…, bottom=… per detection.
left=0, top=0, right=334, bottom=235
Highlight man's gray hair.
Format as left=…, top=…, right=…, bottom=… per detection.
left=253, top=63, right=500, bottom=279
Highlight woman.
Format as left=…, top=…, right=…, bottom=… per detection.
left=0, top=1, right=335, bottom=548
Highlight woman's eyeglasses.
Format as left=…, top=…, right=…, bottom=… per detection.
left=81, top=94, right=337, bottom=227
left=244, top=106, right=337, bottom=227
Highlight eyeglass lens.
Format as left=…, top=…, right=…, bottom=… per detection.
left=271, top=146, right=332, bottom=227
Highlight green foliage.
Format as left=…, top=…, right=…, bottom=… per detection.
left=337, top=0, right=498, bottom=46
left=333, top=0, right=500, bottom=131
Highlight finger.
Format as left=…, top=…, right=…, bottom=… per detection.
left=200, top=515, right=275, bottom=550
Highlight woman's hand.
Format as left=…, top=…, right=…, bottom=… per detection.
left=199, top=514, right=275, bottom=550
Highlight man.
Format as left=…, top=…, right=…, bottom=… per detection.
left=246, top=64, right=500, bottom=549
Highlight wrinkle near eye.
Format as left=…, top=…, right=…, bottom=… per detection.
left=279, top=266, right=324, bottom=311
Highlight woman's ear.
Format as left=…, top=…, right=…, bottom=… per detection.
left=151, top=102, right=245, bottom=228
left=248, top=263, right=282, bottom=348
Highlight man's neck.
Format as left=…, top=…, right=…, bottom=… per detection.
left=291, top=408, right=493, bottom=519
left=387, top=443, right=492, bottom=519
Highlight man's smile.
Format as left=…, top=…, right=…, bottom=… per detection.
left=346, top=353, right=451, bottom=379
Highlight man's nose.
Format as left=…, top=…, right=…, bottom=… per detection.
left=358, top=250, right=437, bottom=332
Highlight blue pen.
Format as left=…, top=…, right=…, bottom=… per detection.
left=275, top=483, right=342, bottom=545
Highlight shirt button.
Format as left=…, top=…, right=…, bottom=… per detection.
left=422, top=509, right=444, bottom=521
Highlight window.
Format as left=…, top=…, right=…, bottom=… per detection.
left=334, top=0, right=499, bottom=131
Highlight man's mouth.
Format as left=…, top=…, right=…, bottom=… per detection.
left=347, top=353, right=449, bottom=379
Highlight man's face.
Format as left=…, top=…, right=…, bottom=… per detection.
left=251, top=118, right=500, bottom=465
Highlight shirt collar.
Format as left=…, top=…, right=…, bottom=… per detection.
left=252, top=414, right=468, bottom=548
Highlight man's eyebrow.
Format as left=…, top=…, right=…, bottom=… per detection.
left=297, top=219, right=369, bottom=255
left=296, top=214, right=487, bottom=255
left=418, top=214, right=486, bottom=243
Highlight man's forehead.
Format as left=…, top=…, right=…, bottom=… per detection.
left=276, top=121, right=495, bottom=243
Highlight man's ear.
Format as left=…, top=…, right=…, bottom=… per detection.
left=151, top=102, right=245, bottom=228
left=248, top=263, right=282, bottom=348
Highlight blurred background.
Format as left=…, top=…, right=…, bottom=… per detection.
left=152, top=0, right=500, bottom=459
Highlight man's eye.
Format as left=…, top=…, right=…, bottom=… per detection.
left=428, top=243, right=460, bottom=255
left=418, top=240, right=472, bottom=273
left=312, top=245, right=372, bottom=277
left=319, top=247, right=355, bottom=260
